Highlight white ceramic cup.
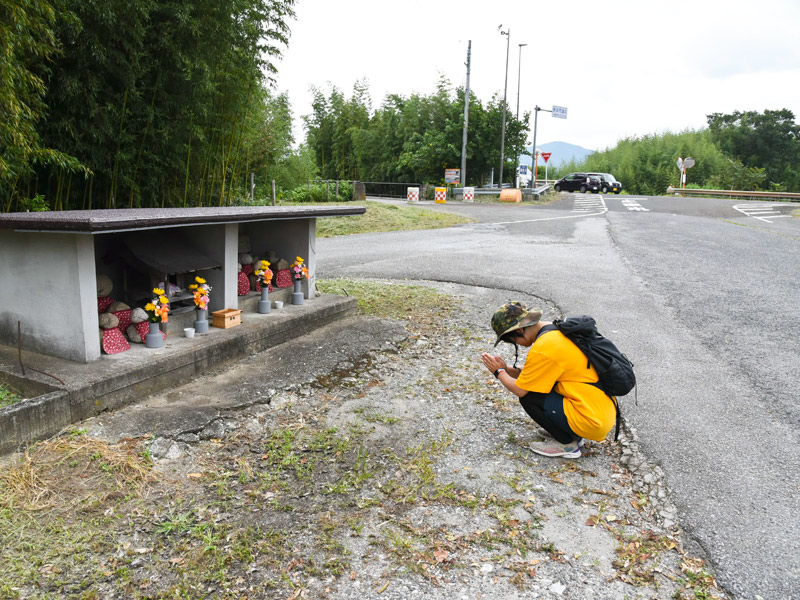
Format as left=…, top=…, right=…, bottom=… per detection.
left=184, top=328, right=195, bottom=338
left=274, top=301, right=284, bottom=309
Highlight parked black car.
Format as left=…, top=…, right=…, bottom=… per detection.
left=588, top=172, right=623, bottom=194
left=553, top=172, right=586, bottom=192
left=553, top=173, right=601, bottom=193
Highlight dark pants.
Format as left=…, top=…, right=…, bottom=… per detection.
left=519, top=389, right=578, bottom=444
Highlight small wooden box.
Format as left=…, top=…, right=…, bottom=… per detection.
left=212, top=308, right=242, bottom=329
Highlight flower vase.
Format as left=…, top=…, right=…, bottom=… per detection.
left=194, top=308, right=209, bottom=333
left=292, top=278, right=304, bottom=305
left=258, top=287, right=271, bottom=314
left=145, top=322, right=163, bottom=348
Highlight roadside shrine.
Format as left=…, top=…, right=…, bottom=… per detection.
left=0, top=206, right=365, bottom=363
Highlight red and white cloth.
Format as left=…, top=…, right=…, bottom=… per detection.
left=113, top=309, right=132, bottom=333
left=275, top=269, right=292, bottom=288
left=242, top=263, right=254, bottom=275
left=237, top=271, right=250, bottom=296
left=102, top=328, right=130, bottom=354
left=98, top=296, right=114, bottom=313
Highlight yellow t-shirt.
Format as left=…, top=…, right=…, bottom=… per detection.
left=515, top=330, right=616, bottom=441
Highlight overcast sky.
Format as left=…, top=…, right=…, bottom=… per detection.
left=274, top=0, right=800, bottom=152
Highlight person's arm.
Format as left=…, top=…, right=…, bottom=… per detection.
left=480, top=353, right=528, bottom=398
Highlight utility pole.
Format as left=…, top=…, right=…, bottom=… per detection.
left=498, top=26, right=510, bottom=189
left=531, top=105, right=551, bottom=189
left=514, top=43, right=527, bottom=187
left=460, top=40, right=471, bottom=187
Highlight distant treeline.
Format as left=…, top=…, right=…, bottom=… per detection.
left=304, top=79, right=529, bottom=186
left=544, top=110, right=800, bottom=195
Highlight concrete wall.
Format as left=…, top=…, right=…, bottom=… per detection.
left=242, top=219, right=316, bottom=298
left=0, top=230, right=100, bottom=362
left=182, top=223, right=238, bottom=312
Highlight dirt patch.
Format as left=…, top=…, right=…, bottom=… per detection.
left=0, top=281, right=727, bottom=600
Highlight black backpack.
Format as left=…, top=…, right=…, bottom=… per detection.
left=537, top=315, right=635, bottom=440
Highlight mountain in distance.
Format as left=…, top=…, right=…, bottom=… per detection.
left=518, top=141, right=594, bottom=167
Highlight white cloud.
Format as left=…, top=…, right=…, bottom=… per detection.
left=273, top=0, right=800, bottom=152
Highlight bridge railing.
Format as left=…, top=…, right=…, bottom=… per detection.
left=666, top=186, right=800, bottom=201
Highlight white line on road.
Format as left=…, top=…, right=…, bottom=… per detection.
left=494, top=197, right=608, bottom=225
left=733, top=203, right=789, bottom=223
left=620, top=198, right=650, bottom=212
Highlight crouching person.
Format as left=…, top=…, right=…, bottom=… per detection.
left=480, top=302, right=615, bottom=459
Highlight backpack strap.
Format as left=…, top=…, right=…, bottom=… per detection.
left=535, top=323, right=558, bottom=340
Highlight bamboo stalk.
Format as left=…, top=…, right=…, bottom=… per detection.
left=110, top=88, right=130, bottom=209
left=55, top=169, right=63, bottom=211
left=131, top=71, right=161, bottom=207
left=183, top=143, right=192, bottom=208
left=4, top=175, right=20, bottom=212
left=65, top=173, right=72, bottom=210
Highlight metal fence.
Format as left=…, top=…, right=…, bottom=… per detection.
left=362, top=182, right=422, bottom=199
left=666, top=186, right=800, bottom=201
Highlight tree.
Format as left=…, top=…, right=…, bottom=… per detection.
left=3, top=0, right=297, bottom=210
left=0, top=0, right=83, bottom=208
left=303, top=78, right=529, bottom=186
left=707, top=109, right=800, bottom=190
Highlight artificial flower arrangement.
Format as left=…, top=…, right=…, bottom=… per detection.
left=145, top=287, right=170, bottom=323
left=254, top=260, right=273, bottom=287
left=290, top=256, right=309, bottom=280
left=188, top=276, right=212, bottom=310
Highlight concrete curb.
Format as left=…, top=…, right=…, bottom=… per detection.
left=0, top=293, right=357, bottom=455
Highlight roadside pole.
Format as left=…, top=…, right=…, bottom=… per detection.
left=460, top=41, right=471, bottom=187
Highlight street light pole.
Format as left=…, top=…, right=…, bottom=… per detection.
left=498, top=26, right=510, bottom=189
left=514, top=43, right=526, bottom=187
left=460, top=40, right=471, bottom=188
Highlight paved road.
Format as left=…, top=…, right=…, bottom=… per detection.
left=318, top=193, right=800, bottom=600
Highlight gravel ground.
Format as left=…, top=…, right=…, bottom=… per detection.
left=7, top=282, right=728, bottom=599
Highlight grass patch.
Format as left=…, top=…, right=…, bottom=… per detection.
left=314, top=201, right=473, bottom=237
left=316, top=278, right=456, bottom=331
left=0, top=382, right=22, bottom=408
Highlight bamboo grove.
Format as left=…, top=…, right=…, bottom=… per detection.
left=2, top=0, right=296, bottom=211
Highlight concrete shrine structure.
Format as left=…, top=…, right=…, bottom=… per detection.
left=0, top=206, right=364, bottom=363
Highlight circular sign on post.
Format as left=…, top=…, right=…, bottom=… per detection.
left=684, top=157, right=696, bottom=169
left=676, top=157, right=684, bottom=170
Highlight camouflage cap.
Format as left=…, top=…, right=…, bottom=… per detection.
left=491, top=301, right=543, bottom=346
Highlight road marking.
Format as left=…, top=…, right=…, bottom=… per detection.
left=620, top=197, right=649, bottom=211
left=572, top=196, right=605, bottom=214
left=733, top=203, right=791, bottom=223
left=493, top=197, right=607, bottom=225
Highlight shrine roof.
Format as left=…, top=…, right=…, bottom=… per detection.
left=0, top=205, right=366, bottom=233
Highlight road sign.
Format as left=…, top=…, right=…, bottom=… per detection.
left=541, top=152, right=552, bottom=163
left=684, top=157, right=696, bottom=169
left=444, top=168, right=460, bottom=184
left=519, top=165, right=528, bottom=175
left=552, top=106, right=568, bottom=119
left=676, top=157, right=684, bottom=170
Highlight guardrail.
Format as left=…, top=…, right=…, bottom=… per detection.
left=666, top=186, right=800, bottom=201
